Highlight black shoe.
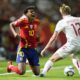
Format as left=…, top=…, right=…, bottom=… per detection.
left=39, top=74, right=45, bottom=77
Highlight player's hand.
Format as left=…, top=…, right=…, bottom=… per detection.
left=14, top=33, right=20, bottom=38
left=41, top=48, right=47, bottom=57
left=14, top=33, right=18, bottom=37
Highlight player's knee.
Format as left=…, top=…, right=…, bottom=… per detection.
left=34, top=72, right=40, bottom=76
left=19, top=71, right=26, bottom=75
left=33, top=70, right=40, bottom=76
left=49, top=57, right=55, bottom=62
left=49, top=53, right=62, bottom=62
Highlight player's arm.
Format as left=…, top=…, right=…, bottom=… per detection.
left=41, top=31, right=59, bottom=56
left=40, top=20, right=64, bottom=56
left=10, top=22, right=19, bottom=37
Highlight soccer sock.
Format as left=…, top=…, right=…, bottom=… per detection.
left=72, top=59, right=80, bottom=73
left=41, top=60, right=53, bottom=75
left=9, top=65, right=22, bottom=74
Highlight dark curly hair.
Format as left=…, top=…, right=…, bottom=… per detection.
left=24, top=6, right=36, bottom=14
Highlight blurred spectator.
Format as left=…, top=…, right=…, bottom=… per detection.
left=36, top=17, right=57, bottom=55
left=73, top=0, right=80, bottom=16
left=36, top=0, right=53, bottom=14
left=1, top=23, right=18, bottom=60
left=39, top=17, right=53, bottom=47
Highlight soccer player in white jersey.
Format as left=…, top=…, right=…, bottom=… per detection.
left=40, top=4, right=80, bottom=77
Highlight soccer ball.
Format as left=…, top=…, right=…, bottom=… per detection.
left=64, top=65, right=75, bottom=76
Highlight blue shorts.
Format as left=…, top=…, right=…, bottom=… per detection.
left=16, top=48, right=39, bottom=66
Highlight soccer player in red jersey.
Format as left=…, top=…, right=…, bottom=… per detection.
left=7, top=6, right=40, bottom=76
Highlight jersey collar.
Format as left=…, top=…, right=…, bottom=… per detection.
left=63, top=15, right=71, bottom=19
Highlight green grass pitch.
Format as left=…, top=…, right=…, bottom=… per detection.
left=0, top=54, right=80, bottom=80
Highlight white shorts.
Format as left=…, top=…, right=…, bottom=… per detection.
left=55, top=42, right=80, bottom=58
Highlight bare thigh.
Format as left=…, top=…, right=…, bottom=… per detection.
left=49, top=43, right=76, bottom=62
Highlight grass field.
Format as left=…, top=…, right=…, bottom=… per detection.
left=0, top=55, right=80, bottom=80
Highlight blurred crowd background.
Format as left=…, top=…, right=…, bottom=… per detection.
left=0, top=0, right=80, bottom=60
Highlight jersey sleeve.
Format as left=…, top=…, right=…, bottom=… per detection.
left=55, top=20, right=65, bottom=33
left=12, top=15, right=27, bottom=27
left=12, top=19, right=20, bottom=27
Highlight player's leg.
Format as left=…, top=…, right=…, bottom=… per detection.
left=40, top=51, right=63, bottom=77
left=27, top=48, right=40, bottom=76
left=7, top=48, right=26, bottom=75
left=30, top=65, right=40, bottom=76
left=70, top=54, right=80, bottom=74
left=40, top=43, right=75, bottom=77
left=7, top=62, right=26, bottom=75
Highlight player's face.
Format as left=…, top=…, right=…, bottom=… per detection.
left=27, top=9, right=36, bottom=18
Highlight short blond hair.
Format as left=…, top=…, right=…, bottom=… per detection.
left=60, top=4, right=71, bottom=15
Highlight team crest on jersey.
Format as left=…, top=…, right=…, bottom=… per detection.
left=30, top=25, right=33, bottom=29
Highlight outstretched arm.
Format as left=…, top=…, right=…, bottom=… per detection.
left=41, top=31, right=59, bottom=56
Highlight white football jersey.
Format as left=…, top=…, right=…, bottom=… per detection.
left=55, top=15, right=80, bottom=46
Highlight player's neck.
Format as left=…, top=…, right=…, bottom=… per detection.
left=62, top=15, right=71, bottom=18
left=28, top=16, right=34, bottom=23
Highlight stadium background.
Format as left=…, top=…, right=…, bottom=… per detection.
left=0, top=0, right=80, bottom=61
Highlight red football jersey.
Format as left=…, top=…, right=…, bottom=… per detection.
left=13, top=15, right=40, bottom=48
